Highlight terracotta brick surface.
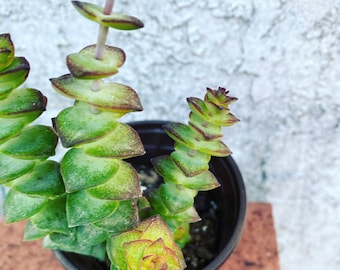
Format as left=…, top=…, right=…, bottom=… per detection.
left=0, top=221, right=64, bottom=270
left=0, top=203, right=280, bottom=270
left=221, top=203, right=280, bottom=270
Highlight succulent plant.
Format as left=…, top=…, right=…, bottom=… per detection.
left=108, top=215, right=186, bottom=270
left=43, top=0, right=146, bottom=260
left=147, top=87, right=239, bottom=247
left=0, top=33, right=60, bottom=224
left=1, top=1, right=240, bottom=269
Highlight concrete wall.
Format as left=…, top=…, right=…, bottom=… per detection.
left=1, top=1, right=339, bottom=269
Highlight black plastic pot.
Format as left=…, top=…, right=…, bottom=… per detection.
left=54, top=121, right=247, bottom=270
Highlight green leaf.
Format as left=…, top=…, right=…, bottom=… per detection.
left=76, top=224, right=108, bottom=246
left=72, top=1, right=144, bottom=30
left=61, top=148, right=119, bottom=193
left=170, top=142, right=210, bottom=177
left=4, top=188, right=48, bottom=223
left=0, top=33, right=14, bottom=70
left=67, top=44, right=125, bottom=79
left=54, top=101, right=119, bottom=148
left=163, top=206, right=200, bottom=226
left=0, top=125, right=57, bottom=159
left=0, top=57, right=30, bottom=97
left=84, top=122, right=145, bottom=158
left=0, top=154, right=35, bottom=184
left=124, top=240, right=150, bottom=270
left=66, top=190, right=119, bottom=227
left=138, top=216, right=174, bottom=248
left=146, top=190, right=172, bottom=217
left=187, top=97, right=239, bottom=126
left=13, top=160, right=64, bottom=199
left=0, top=112, right=41, bottom=142
left=87, top=160, right=141, bottom=200
left=152, top=156, right=220, bottom=191
left=44, top=232, right=107, bottom=261
left=30, top=196, right=69, bottom=235
left=159, top=183, right=197, bottom=214
left=24, top=220, right=49, bottom=241
left=93, top=199, right=138, bottom=232
left=50, top=74, right=143, bottom=112
left=164, top=123, right=232, bottom=157
left=189, top=111, right=222, bottom=140
left=108, top=230, right=142, bottom=270
left=0, top=88, right=46, bottom=116
left=204, top=87, right=238, bottom=107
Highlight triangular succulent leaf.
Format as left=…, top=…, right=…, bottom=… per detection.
left=61, top=148, right=119, bottom=192
left=0, top=33, right=14, bottom=70
left=66, top=190, right=119, bottom=227
left=72, top=1, right=144, bottom=30
left=0, top=154, right=35, bottom=184
left=30, top=196, right=69, bottom=235
left=12, top=160, right=64, bottom=199
left=53, top=101, right=119, bottom=147
left=67, top=45, right=125, bottom=79
left=0, top=125, right=57, bottom=159
left=0, top=57, right=30, bottom=97
left=4, top=189, right=48, bottom=223
left=50, top=74, right=143, bottom=112
left=93, top=199, right=138, bottom=232
left=0, top=113, right=41, bottom=142
left=87, top=160, right=141, bottom=200
left=0, top=88, right=46, bottom=116
left=83, top=122, right=145, bottom=158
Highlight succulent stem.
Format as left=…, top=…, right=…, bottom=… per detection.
left=91, top=0, right=115, bottom=111
left=94, top=0, right=114, bottom=60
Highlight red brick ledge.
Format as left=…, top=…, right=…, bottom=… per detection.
left=0, top=203, right=280, bottom=270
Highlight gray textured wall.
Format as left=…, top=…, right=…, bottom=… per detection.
left=1, top=1, right=340, bottom=269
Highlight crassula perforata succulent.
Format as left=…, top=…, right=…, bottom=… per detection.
left=1, top=1, right=240, bottom=269
left=144, top=87, right=239, bottom=247
left=0, top=33, right=60, bottom=224
left=108, top=215, right=186, bottom=270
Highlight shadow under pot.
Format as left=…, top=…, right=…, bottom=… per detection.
left=53, top=120, right=247, bottom=270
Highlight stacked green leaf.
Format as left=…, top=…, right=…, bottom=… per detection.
left=148, top=87, right=239, bottom=247
left=42, top=1, right=145, bottom=260
left=0, top=33, right=61, bottom=229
